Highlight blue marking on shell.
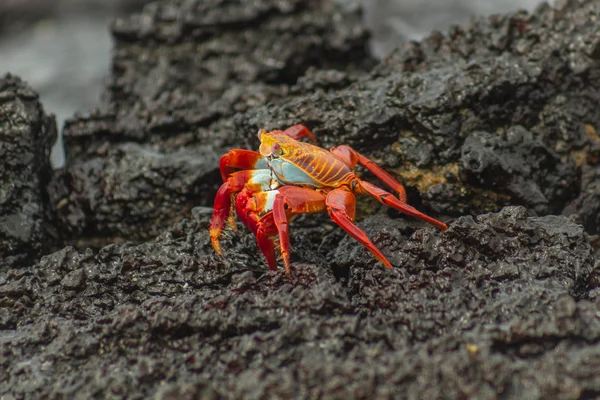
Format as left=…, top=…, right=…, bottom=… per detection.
left=268, top=158, right=319, bottom=186
left=254, top=157, right=268, bottom=169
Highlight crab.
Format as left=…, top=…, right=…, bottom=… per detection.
left=210, top=124, right=448, bottom=275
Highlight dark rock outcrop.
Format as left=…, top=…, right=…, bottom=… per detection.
left=0, top=74, right=56, bottom=270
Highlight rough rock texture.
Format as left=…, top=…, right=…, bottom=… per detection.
left=571, top=164, right=600, bottom=235
left=0, top=74, right=56, bottom=271
left=2, top=0, right=600, bottom=398
left=51, top=0, right=600, bottom=249
left=0, top=206, right=598, bottom=398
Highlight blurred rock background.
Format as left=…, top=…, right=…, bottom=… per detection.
left=363, top=0, right=547, bottom=57
left=0, top=0, right=549, bottom=168
left=0, top=0, right=150, bottom=167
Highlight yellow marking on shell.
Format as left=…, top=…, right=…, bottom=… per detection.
left=322, top=164, right=334, bottom=179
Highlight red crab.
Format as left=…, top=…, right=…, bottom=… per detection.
left=210, top=124, right=448, bottom=275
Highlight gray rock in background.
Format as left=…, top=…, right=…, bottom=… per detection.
left=0, top=17, right=110, bottom=167
left=0, top=0, right=151, bottom=168
left=0, top=0, right=548, bottom=167
left=363, top=0, right=549, bottom=57
left=0, top=75, right=56, bottom=270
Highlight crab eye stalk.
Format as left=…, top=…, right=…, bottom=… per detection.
left=271, top=142, right=283, bottom=157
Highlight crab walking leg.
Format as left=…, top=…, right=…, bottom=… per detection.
left=234, top=187, right=254, bottom=233
left=326, top=187, right=393, bottom=268
left=210, top=169, right=274, bottom=254
left=357, top=180, right=448, bottom=231
left=281, top=124, right=317, bottom=142
left=331, top=145, right=407, bottom=203
left=255, top=212, right=279, bottom=270
left=227, top=187, right=279, bottom=270
left=240, top=189, right=290, bottom=271
left=234, top=192, right=280, bottom=270
left=272, top=186, right=327, bottom=275
left=210, top=182, right=235, bottom=255
left=219, top=149, right=268, bottom=182
left=263, top=124, right=317, bottom=143
left=238, top=187, right=324, bottom=272
left=218, top=149, right=269, bottom=228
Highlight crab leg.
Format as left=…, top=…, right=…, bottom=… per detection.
left=326, top=187, right=393, bottom=268
left=210, top=171, right=252, bottom=255
left=235, top=186, right=326, bottom=272
left=272, top=186, right=327, bottom=275
left=266, top=124, right=317, bottom=143
left=331, top=145, right=407, bottom=202
left=281, top=124, right=317, bottom=142
left=210, top=169, right=273, bottom=254
left=234, top=187, right=256, bottom=233
left=217, top=149, right=269, bottom=228
left=357, top=180, right=448, bottom=231
left=235, top=182, right=279, bottom=235
left=255, top=212, right=279, bottom=270
left=233, top=192, right=280, bottom=270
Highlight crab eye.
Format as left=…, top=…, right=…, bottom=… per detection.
left=271, top=142, right=282, bottom=157
left=257, top=129, right=266, bottom=140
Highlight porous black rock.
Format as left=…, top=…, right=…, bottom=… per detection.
left=0, top=74, right=57, bottom=270
left=212, top=0, right=600, bottom=219
left=460, top=126, right=576, bottom=215
left=0, top=206, right=597, bottom=398
left=571, top=164, right=600, bottom=235
left=48, top=144, right=221, bottom=245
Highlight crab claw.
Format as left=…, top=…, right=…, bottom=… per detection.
left=219, top=149, right=265, bottom=182
left=210, top=170, right=262, bottom=254
left=210, top=182, right=233, bottom=255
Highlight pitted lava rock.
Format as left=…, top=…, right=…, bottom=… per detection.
left=0, top=74, right=57, bottom=271
left=460, top=126, right=577, bottom=215
left=215, top=0, right=600, bottom=218
left=571, top=165, right=600, bottom=235
left=2, top=0, right=600, bottom=398
left=48, top=144, right=222, bottom=245
left=0, top=206, right=598, bottom=398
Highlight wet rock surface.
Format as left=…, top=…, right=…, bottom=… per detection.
left=2, top=0, right=600, bottom=398
left=1, top=207, right=598, bottom=398
left=0, top=74, right=56, bottom=271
